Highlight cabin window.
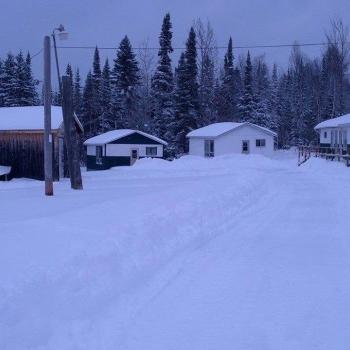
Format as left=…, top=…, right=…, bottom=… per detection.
left=256, top=139, right=266, bottom=147
left=324, top=131, right=327, bottom=139
left=204, top=140, right=214, bottom=157
left=146, top=147, right=157, bottom=156
left=96, top=146, right=103, bottom=165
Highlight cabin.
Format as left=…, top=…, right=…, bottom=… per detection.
left=187, top=122, right=277, bottom=157
left=0, top=106, right=83, bottom=180
left=314, top=114, right=350, bottom=153
left=84, top=129, right=167, bottom=170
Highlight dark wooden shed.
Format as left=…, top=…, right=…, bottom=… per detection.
left=0, top=106, right=83, bottom=180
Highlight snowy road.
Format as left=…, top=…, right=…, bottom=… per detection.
left=1, top=153, right=350, bottom=349
left=123, top=159, right=350, bottom=349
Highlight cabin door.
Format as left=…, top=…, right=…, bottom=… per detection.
left=242, top=140, right=249, bottom=154
left=130, top=149, right=139, bottom=165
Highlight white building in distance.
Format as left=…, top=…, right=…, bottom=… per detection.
left=187, top=122, right=277, bottom=158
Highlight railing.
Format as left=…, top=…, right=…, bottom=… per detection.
left=298, top=145, right=350, bottom=167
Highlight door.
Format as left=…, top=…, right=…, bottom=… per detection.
left=242, top=140, right=249, bottom=154
left=130, top=149, right=138, bottom=165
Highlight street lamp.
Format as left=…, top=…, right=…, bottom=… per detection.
left=52, top=24, right=69, bottom=93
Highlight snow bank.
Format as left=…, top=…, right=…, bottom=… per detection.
left=0, top=165, right=11, bottom=176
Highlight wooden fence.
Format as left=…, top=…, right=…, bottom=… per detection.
left=298, top=145, right=350, bottom=167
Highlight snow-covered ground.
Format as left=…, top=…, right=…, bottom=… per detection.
left=1, top=151, right=350, bottom=350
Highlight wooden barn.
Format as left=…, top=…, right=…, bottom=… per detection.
left=0, top=106, right=83, bottom=180
left=84, top=129, right=167, bottom=170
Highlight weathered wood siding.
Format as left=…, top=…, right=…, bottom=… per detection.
left=0, top=132, right=60, bottom=180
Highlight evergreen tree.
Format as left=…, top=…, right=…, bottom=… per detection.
left=254, top=57, right=271, bottom=127
left=150, top=13, right=174, bottom=141
left=24, top=52, right=39, bottom=105
left=111, top=36, right=140, bottom=128
left=218, top=37, right=237, bottom=121
left=198, top=51, right=215, bottom=125
left=238, top=51, right=256, bottom=122
left=196, top=19, right=217, bottom=126
left=173, top=28, right=199, bottom=154
left=91, top=47, right=102, bottom=133
left=2, top=53, right=18, bottom=106
left=100, top=58, right=112, bottom=131
left=73, top=68, right=83, bottom=116
left=82, top=71, right=94, bottom=136
left=14, top=51, right=27, bottom=105
left=269, top=63, right=279, bottom=131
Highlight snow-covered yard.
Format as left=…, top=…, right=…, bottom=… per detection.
left=1, top=152, right=350, bottom=350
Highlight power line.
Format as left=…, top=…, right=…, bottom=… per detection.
left=56, top=41, right=350, bottom=51
left=30, top=48, right=43, bottom=60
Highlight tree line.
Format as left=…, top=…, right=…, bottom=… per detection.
left=0, top=51, right=39, bottom=106
left=1, top=15, right=349, bottom=156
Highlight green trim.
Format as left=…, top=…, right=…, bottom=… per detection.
left=87, top=155, right=131, bottom=170
left=110, top=132, right=161, bottom=145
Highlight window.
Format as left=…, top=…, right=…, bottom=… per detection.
left=324, top=131, right=327, bottom=139
left=96, top=146, right=103, bottom=165
left=256, top=139, right=266, bottom=147
left=242, top=140, right=249, bottom=153
left=146, top=147, right=157, bottom=156
left=204, top=140, right=214, bottom=157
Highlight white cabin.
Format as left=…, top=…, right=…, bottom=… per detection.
left=84, top=129, right=167, bottom=170
left=314, top=114, right=350, bottom=152
left=187, top=122, right=276, bottom=157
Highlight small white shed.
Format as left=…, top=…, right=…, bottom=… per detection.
left=187, top=122, right=276, bottom=157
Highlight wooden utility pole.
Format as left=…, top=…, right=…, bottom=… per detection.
left=62, top=75, right=83, bottom=190
left=43, top=36, right=53, bottom=196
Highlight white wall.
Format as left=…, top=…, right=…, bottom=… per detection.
left=106, top=144, right=163, bottom=158
left=189, top=138, right=204, bottom=156
left=319, top=128, right=331, bottom=144
left=319, top=127, right=350, bottom=146
left=188, top=124, right=275, bottom=157
left=86, top=145, right=97, bottom=156
left=87, top=144, right=164, bottom=157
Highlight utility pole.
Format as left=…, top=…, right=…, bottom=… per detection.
left=43, top=36, right=53, bottom=196
left=62, top=75, right=83, bottom=190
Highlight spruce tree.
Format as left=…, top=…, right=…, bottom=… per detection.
left=82, top=71, right=94, bottom=136
left=218, top=37, right=237, bottom=121
left=254, top=58, right=270, bottom=127
left=111, top=36, right=140, bottom=128
left=269, top=63, right=279, bottom=131
left=92, top=47, right=102, bottom=133
left=14, top=51, right=27, bottom=105
left=2, top=53, right=18, bottom=106
left=173, top=27, right=199, bottom=154
left=238, top=51, right=256, bottom=122
left=150, top=13, right=174, bottom=141
left=184, top=27, right=199, bottom=118
left=24, top=52, right=39, bottom=105
left=100, top=58, right=112, bottom=131
left=73, top=68, right=83, bottom=116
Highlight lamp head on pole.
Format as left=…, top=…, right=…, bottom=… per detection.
left=55, top=24, right=69, bottom=40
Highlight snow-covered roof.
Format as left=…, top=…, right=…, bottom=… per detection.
left=315, top=114, right=350, bottom=130
left=0, top=165, right=11, bottom=176
left=0, top=106, right=83, bottom=132
left=83, top=129, right=168, bottom=146
left=187, top=122, right=277, bottom=138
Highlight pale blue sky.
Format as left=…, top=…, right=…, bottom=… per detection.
left=0, top=0, right=349, bottom=87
